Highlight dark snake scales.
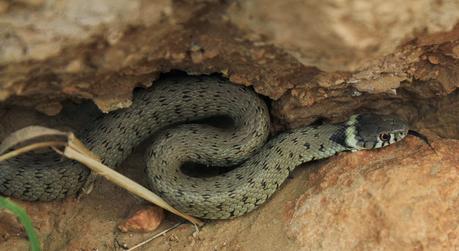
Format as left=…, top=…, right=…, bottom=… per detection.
left=0, top=76, right=409, bottom=219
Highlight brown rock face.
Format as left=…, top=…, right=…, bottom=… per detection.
left=228, top=0, right=459, bottom=72
left=0, top=0, right=458, bottom=135
left=288, top=134, right=459, bottom=250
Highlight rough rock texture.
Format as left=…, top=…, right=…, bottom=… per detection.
left=0, top=0, right=459, bottom=250
left=228, top=0, right=459, bottom=71
left=288, top=134, right=459, bottom=250
left=1, top=0, right=458, bottom=132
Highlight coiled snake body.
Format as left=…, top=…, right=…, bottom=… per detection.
left=0, top=76, right=409, bottom=219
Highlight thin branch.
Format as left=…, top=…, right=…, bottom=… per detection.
left=0, top=141, right=66, bottom=162
left=127, top=222, right=183, bottom=251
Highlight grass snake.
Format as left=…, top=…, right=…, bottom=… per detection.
left=0, top=76, right=409, bottom=219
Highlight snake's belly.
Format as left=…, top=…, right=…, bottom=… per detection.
left=0, top=76, right=347, bottom=219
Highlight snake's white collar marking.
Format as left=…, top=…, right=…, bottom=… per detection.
left=345, top=115, right=364, bottom=151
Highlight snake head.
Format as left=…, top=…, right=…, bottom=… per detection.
left=344, top=113, right=409, bottom=150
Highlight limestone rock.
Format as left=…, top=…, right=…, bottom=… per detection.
left=0, top=0, right=457, bottom=133
left=229, top=0, right=459, bottom=71
left=288, top=134, right=459, bottom=250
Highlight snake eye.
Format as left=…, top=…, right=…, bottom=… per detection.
left=379, top=133, right=391, bottom=141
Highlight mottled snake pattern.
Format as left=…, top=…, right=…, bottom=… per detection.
left=0, top=76, right=409, bottom=219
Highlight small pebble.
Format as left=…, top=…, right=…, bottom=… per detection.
left=118, top=206, right=164, bottom=233
left=427, top=55, right=440, bottom=64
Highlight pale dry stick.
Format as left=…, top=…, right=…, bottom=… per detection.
left=0, top=126, right=67, bottom=154
left=0, top=141, right=66, bottom=162
left=127, top=222, right=183, bottom=251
